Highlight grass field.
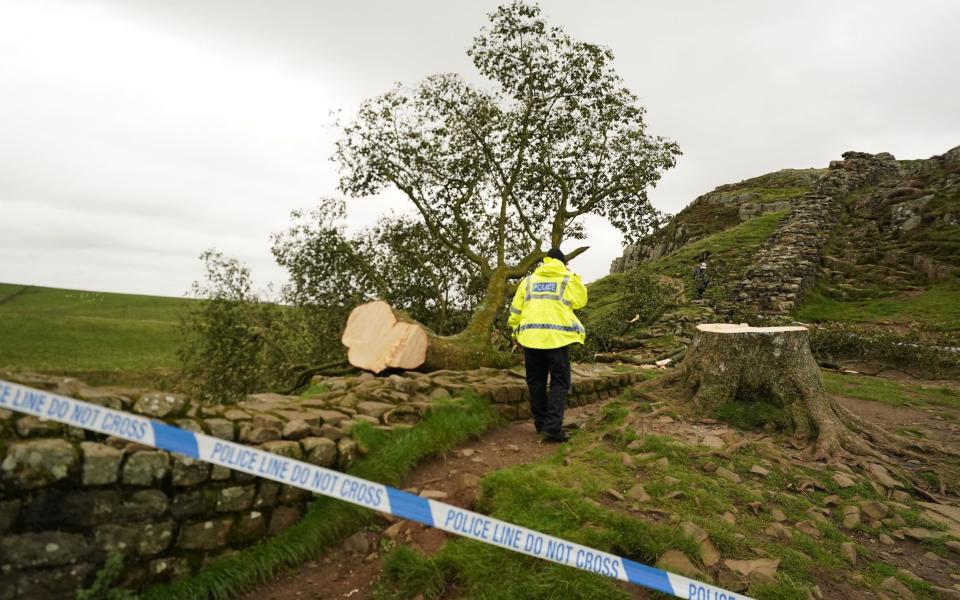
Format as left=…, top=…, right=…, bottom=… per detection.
left=0, top=282, right=191, bottom=384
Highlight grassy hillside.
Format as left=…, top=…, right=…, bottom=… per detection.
left=0, top=283, right=190, bottom=384
left=795, top=281, right=960, bottom=331
left=624, top=169, right=823, bottom=261
left=583, top=211, right=785, bottom=326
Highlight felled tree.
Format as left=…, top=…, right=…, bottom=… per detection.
left=640, top=324, right=959, bottom=496
left=334, top=2, right=680, bottom=368
left=270, top=199, right=492, bottom=380
left=271, top=199, right=483, bottom=335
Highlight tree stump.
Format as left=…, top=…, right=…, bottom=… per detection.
left=341, top=300, right=517, bottom=374
left=642, top=323, right=958, bottom=495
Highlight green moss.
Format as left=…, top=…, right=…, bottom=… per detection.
left=713, top=401, right=788, bottom=431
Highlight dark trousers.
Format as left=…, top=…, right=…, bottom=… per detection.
left=523, top=345, right=570, bottom=437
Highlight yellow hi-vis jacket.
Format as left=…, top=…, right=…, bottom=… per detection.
left=508, top=257, right=588, bottom=349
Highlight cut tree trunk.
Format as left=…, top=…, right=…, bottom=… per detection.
left=639, top=323, right=959, bottom=496
left=341, top=300, right=517, bottom=374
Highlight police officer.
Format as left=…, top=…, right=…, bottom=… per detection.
left=508, top=248, right=588, bottom=443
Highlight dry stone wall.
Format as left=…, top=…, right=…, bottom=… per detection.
left=0, top=364, right=643, bottom=598
left=736, top=152, right=901, bottom=313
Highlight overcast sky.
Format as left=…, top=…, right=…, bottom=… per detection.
left=2, top=0, right=958, bottom=297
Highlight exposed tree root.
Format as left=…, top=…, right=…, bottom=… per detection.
left=636, top=324, right=959, bottom=499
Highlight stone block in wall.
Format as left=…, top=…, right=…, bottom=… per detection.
left=301, top=437, right=337, bottom=468
left=251, top=413, right=284, bottom=430
left=22, top=490, right=113, bottom=528
left=222, top=409, right=251, bottom=421
left=356, top=401, right=393, bottom=419
left=0, top=500, right=20, bottom=534
left=172, top=455, right=210, bottom=486
left=351, top=414, right=378, bottom=426
left=278, top=486, right=309, bottom=504
left=0, top=409, right=11, bottom=439
left=68, top=425, right=86, bottom=440
left=239, top=423, right=282, bottom=444
left=336, top=438, right=357, bottom=469
left=94, top=523, right=139, bottom=556
left=80, top=441, right=122, bottom=486
left=274, top=409, right=320, bottom=425
left=260, top=440, right=303, bottom=460
left=171, top=490, right=215, bottom=520
left=429, top=387, right=450, bottom=401
left=148, top=556, right=192, bottom=582
left=77, top=387, right=128, bottom=410
left=318, top=423, right=343, bottom=441
left=253, top=481, right=280, bottom=509
left=268, top=505, right=303, bottom=535
left=493, top=385, right=522, bottom=404
left=282, top=420, right=318, bottom=440
left=495, top=404, right=518, bottom=420
left=133, top=392, right=187, bottom=419
left=174, top=419, right=203, bottom=433
left=216, top=485, right=256, bottom=512
left=231, top=511, right=267, bottom=545
left=517, top=402, right=531, bottom=419
left=122, top=450, right=170, bottom=486
left=0, top=531, right=90, bottom=569
left=122, top=490, right=170, bottom=521
left=205, top=418, right=235, bottom=440
left=1, top=438, right=78, bottom=489
left=12, top=563, right=96, bottom=600
left=210, top=465, right=231, bottom=481
left=177, top=519, right=232, bottom=551
left=232, top=470, right=257, bottom=483
left=14, top=415, right=62, bottom=437
left=383, top=405, right=422, bottom=427
left=138, top=520, right=176, bottom=556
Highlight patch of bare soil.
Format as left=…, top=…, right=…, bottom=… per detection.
left=835, top=395, right=960, bottom=445
left=237, top=401, right=609, bottom=600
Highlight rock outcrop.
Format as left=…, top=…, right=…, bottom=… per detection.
left=737, top=151, right=901, bottom=312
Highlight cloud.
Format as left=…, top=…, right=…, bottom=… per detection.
left=1, top=0, right=958, bottom=297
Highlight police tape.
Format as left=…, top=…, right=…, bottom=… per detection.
left=0, top=379, right=753, bottom=600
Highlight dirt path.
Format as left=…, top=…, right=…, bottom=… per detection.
left=238, top=401, right=609, bottom=600
left=834, top=395, right=960, bottom=444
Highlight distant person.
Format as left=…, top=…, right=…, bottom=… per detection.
left=508, top=248, right=587, bottom=443
left=693, top=261, right=710, bottom=299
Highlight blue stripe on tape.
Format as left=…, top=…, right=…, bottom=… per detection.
left=386, top=488, right=434, bottom=527
left=151, top=422, right=199, bottom=458
left=622, top=559, right=675, bottom=595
